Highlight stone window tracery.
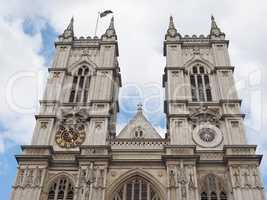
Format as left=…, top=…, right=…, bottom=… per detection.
left=200, top=174, right=227, bottom=200
left=47, top=177, right=74, bottom=200
left=112, top=176, right=161, bottom=200
left=69, top=65, right=90, bottom=103
left=190, top=64, right=212, bottom=102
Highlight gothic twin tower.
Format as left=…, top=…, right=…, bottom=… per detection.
left=11, top=16, right=265, bottom=200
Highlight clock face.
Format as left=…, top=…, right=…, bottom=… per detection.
left=199, top=128, right=215, bottom=142
left=55, top=125, right=86, bottom=148
left=192, top=124, right=223, bottom=148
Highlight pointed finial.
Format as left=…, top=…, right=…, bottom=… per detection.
left=169, top=16, right=175, bottom=29
left=210, top=15, right=225, bottom=38
left=211, top=15, right=215, bottom=21
left=109, top=16, right=114, bottom=29
left=60, top=17, right=74, bottom=40
left=165, top=15, right=180, bottom=40
left=67, top=17, right=74, bottom=31
left=211, top=14, right=218, bottom=29
left=101, top=16, right=117, bottom=40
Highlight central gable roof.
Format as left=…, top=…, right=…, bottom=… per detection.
left=117, top=105, right=162, bottom=139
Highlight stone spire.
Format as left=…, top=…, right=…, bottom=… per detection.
left=165, top=16, right=180, bottom=40
left=59, top=17, right=74, bottom=40
left=102, top=16, right=117, bottom=40
left=210, top=15, right=225, bottom=39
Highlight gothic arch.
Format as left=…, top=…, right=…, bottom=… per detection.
left=190, top=108, right=221, bottom=121
left=107, top=169, right=165, bottom=200
left=199, top=174, right=228, bottom=200
left=68, top=59, right=97, bottom=76
left=41, top=172, right=76, bottom=195
left=182, top=57, right=215, bottom=74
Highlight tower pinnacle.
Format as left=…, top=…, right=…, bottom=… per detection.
left=165, top=16, right=180, bottom=40
left=210, top=15, right=225, bottom=38
left=102, top=16, right=117, bottom=40
left=59, top=17, right=74, bottom=40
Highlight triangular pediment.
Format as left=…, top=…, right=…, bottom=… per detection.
left=117, top=107, right=161, bottom=139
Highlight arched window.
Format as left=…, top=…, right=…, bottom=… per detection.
left=134, top=127, right=144, bottom=138
left=112, top=176, right=162, bottom=200
left=201, top=192, right=208, bottom=200
left=200, top=174, right=227, bottom=200
left=190, top=64, right=212, bottom=102
left=220, top=192, right=227, bottom=200
left=69, top=66, right=90, bottom=103
left=47, top=177, right=74, bottom=200
left=210, top=192, right=217, bottom=200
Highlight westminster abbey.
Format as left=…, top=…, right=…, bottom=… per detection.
left=11, top=16, right=265, bottom=200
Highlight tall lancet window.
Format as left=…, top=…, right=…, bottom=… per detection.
left=47, top=177, right=74, bottom=200
left=69, top=66, right=90, bottom=103
left=190, top=64, right=212, bottom=102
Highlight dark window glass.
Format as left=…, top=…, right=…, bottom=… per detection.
left=79, top=76, right=84, bottom=88
left=201, top=192, right=208, bottom=200
left=220, top=192, right=227, bottom=200
left=127, top=183, right=132, bottom=200
left=206, top=89, right=212, bottom=101
left=190, top=75, right=197, bottom=101
left=190, top=65, right=212, bottom=102
left=134, top=182, right=139, bottom=200
left=69, top=67, right=90, bottom=103
left=78, top=68, right=83, bottom=75
left=200, top=66, right=204, bottom=73
left=76, top=90, right=82, bottom=102
left=69, top=91, right=75, bottom=102
left=193, top=66, right=197, bottom=73
left=210, top=192, right=217, bottom=200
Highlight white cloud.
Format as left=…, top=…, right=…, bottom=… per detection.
left=0, top=16, right=47, bottom=152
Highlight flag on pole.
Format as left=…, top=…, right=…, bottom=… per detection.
left=100, top=10, right=113, bottom=18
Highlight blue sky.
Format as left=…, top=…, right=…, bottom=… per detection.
left=1, top=0, right=267, bottom=199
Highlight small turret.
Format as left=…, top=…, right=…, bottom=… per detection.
left=210, top=15, right=225, bottom=39
left=165, top=16, right=181, bottom=41
left=101, top=16, right=117, bottom=41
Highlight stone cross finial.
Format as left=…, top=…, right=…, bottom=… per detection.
left=137, top=103, right=143, bottom=111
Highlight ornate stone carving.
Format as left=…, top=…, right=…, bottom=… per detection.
left=171, top=71, right=179, bottom=77
left=55, top=109, right=88, bottom=148
left=53, top=72, right=61, bottom=78
left=233, top=167, right=241, bottom=188
left=33, top=166, right=42, bottom=187
left=169, top=170, right=176, bottom=188
left=40, top=121, right=48, bottom=129
left=15, top=166, right=43, bottom=188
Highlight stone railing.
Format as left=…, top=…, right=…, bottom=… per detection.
left=110, top=139, right=169, bottom=150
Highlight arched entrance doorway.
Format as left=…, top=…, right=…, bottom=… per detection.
left=112, top=175, right=162, bottom=200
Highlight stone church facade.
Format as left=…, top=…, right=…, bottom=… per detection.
left=11, top=16, right=265, bottom=200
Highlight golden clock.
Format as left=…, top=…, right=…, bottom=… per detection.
left=55, top=125, right=86, bottom=148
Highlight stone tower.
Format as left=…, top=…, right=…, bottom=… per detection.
left=11, top=17, right=121, bottom=200
left=11, top=16, right=265, bottom=200
left=163, top=16, right=265, bottom=200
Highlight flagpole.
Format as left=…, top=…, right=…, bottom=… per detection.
left=94, top=12, right=100, bottom=37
